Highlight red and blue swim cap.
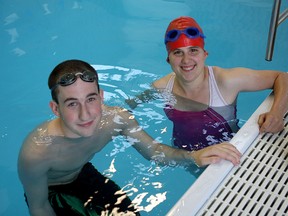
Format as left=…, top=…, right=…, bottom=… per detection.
left=165, top=16, right=205, bottom=53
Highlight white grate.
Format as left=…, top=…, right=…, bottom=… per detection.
left=197, top=113, right=288, bottom=216
left=166, top=93, right=288, bottom=216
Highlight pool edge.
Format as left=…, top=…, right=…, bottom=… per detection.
left=166, top=92, right=275, bottom=216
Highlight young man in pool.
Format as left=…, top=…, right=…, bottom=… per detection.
left=18, top=59, right=241, bottom=216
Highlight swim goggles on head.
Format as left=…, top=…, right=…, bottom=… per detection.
left=165, top=27, right=205, bottom=44
left=50, top=71, right=97, bottom=90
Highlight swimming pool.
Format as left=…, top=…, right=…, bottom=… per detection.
left=0, top=0, right=287, bottom=215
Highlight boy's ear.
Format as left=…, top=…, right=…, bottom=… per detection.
left=100, top=89, right=104, bottom=98
left=49, top=100, right=60, bottom=117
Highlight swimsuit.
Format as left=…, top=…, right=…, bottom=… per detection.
left=25, top=162, right=139, bottom=216
left=164, top=66, right=239, bottom=151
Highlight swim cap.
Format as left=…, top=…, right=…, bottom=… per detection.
left=165, top=16, right=205, bottom=53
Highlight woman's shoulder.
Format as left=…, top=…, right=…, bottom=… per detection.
left=153, top=72, right=174, bottom=89
left=211, top=66, right=237, bottom=80
left=210, top=66, right=226, bottom=74
left=212, top=66, right=248, bottom=75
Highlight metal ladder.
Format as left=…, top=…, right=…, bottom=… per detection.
left=266, top=0, right=288, bottom=61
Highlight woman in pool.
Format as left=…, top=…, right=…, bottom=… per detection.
left=126, top=16, right=288, bottom=151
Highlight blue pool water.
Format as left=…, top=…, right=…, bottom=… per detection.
left=0, top=0, right=287, bottom=215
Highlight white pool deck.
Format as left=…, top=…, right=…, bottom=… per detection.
left=167, top=92, right=288, bottom=216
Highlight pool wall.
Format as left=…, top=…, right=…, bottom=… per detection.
left=0, top=1, right=287, bottom=215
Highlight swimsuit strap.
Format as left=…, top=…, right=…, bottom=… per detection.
left=165, top=67, right=228, bottom=106
left=165, top=73, right=176, bottom=92
left=208, top=66, right=229, bottom=106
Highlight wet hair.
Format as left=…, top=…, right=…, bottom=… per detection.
left=48, top=59, right=100, bottom=103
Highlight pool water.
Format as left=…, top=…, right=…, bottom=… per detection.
left=0, top=0, right=287, bottom=215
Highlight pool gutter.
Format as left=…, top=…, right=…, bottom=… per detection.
left=166, top=92, right=288, bottom=215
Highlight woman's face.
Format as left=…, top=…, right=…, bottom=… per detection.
left=168, top=46, right=208, bottom=82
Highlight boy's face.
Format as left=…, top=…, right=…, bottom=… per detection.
left=50, top=78, right=103, bottom=138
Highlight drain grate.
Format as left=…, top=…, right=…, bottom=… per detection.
left=197, top=113, right=288, bottom=216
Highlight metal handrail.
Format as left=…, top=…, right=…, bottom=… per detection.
left=265, top=0, right=288, bottom=61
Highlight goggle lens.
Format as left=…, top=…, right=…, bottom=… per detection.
left=82, top=71, right=96, bottom=82
left=186, top=28, right=198, bottom=37
left=59, top=73, right=76, bottom=86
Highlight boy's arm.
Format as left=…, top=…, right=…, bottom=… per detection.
left=18, top=145, right=56, bottom=216
left=119, top=108, right=241, bottom=167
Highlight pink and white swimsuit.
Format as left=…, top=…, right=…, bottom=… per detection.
left=164, top=66, right=239, bottom=151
